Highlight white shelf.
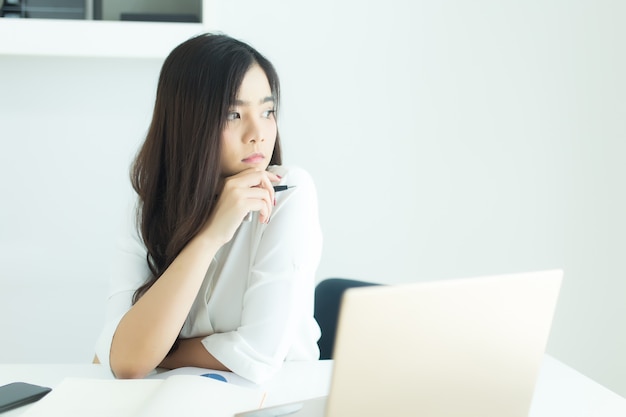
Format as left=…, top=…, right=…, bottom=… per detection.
left=0, top=18, right=211, bottom=58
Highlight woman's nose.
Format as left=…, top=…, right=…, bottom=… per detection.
left=243, top=118, right=264, bottom=143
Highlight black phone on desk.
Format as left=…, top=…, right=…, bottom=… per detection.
left=0, top=382, right=52, bottom=413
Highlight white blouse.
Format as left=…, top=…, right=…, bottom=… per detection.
left=95, top=166, right=322, bottom=384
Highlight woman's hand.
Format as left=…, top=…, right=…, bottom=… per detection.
left=201, top=168, right=280, bottom=245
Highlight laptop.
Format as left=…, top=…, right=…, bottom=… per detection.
left=237, top=269, right=563, bottom=417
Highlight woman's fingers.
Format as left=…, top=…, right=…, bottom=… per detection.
left=241, top=186, right=273, bottom=223
left=221, top=169, right=277, bottom=224
left=256, top=173, right=275, bottom=222
left=201, top=170, right=278, bottom=245
left=230, top=168, right=279, bottom=188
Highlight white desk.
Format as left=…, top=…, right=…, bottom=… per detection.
left=1, top=355, right=624, bottom=416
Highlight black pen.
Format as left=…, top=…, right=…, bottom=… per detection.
left=274, top=185, right=295, bottom=192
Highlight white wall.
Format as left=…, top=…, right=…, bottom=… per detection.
left=1, top=0, right=624, bottom=397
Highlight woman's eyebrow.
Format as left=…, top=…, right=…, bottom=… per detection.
left=232, top=95, right=275, bottom=106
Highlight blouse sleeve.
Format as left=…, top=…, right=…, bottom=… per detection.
left=94, top=200, right=150, bottom=373
left=201, top=166, right=323, bottom=383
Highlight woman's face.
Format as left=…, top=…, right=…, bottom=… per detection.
left=220, top=64, right=278, bottom=177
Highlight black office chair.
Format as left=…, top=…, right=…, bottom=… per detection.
left=314, top=278, right=380, bottom=360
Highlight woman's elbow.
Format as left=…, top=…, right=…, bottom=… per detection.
left=111, top=361, right=152, bottom=379
left=110, top=352, right=155, bottom=379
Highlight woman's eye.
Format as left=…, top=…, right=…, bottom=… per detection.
left=226, top=111, right=240, bottom=121
left=262, top=109, right=276, bottom=119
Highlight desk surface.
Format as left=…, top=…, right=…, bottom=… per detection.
left=1, top=355, right=624, bottom=416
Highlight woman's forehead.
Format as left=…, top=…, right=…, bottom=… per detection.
left=234, top=65, right=273, bottom=103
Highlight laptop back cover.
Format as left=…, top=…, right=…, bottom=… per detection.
left=326, top=270, right=562, bottom=417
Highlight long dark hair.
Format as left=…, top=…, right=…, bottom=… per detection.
left=131, top=33, right=282, bottom=303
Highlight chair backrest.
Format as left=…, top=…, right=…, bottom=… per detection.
left=314, top=278, right=380, bottom=359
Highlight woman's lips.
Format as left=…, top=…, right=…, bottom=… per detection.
left=242, top=153, right=265, bottom=164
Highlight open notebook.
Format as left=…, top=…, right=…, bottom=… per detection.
left=20, top=374, right=265, bottom=417
left=237, top=269, right=563, bottom=417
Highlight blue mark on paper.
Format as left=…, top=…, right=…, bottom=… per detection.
left=200, top=373, right=228, bottom=383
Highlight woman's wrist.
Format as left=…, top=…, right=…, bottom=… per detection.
left=189, top=229, right=224, bottom=256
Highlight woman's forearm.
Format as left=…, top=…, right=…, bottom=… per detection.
left=110, top=234, right=222, bottom=378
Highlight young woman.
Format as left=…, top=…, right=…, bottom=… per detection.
left=94, top=33, right=322, bottom=384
